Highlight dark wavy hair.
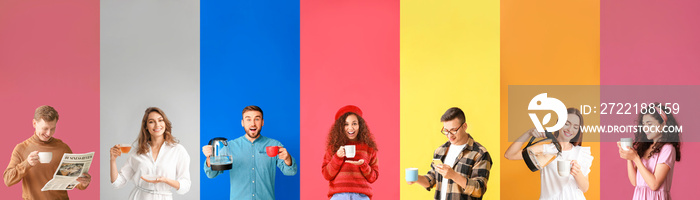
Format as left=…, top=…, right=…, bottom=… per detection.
left=553, top=107, right=584, bottom=146
left=326, top=112, right=378, bottom=152
left=633, top=103, right=681, bottom=161
left=136, top=107, right=178, bottom=155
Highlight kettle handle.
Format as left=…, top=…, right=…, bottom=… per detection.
left=524, top=131, right=562, bottom=153
left=208, top=137, right=229, bottom=156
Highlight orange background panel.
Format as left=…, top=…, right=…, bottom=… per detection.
left=501, top=0, right=600, bottom=199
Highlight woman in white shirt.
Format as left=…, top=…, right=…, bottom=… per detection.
left=109, top=107, right=191, bottom=200
left=505, top=107, right=594, bottom=200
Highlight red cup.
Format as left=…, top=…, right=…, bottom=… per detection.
left=266, top=146, right=280, bottom=157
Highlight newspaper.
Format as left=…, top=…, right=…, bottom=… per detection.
left=41, top=152, right=94, bottom=191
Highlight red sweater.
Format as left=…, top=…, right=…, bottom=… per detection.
left=322, top=141, right=379, bottom=198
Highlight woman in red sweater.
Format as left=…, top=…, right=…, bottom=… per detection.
left=322, top=105, right=379, bottom=200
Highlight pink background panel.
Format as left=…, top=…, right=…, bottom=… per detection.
left=300, top=0, right=399, bottom=199
left=601, top=1, right=700, bottom=199
left=601, top=0, right=700, bottom=85
left=599, top=86, right=700, bottom=199
left=0, top=0, right=99, bottom=199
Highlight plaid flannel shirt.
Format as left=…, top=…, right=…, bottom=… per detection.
left=424, top=134, right=492, bottom=200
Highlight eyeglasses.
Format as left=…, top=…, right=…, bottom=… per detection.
left=440, top=124, right=464, bottom=136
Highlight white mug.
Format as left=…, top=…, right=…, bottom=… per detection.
left=620, top=138, right=633, bottom=150
left=344, top=145, right=356, bottom=158
left=557, top=160, right=570, bottom=176
left=38, top=152, right=53, bottom=164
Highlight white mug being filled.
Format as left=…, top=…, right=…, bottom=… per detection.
left=344, top=145, right=356, bottom=158
left=557, top=160, right=571, bottom=176
left=38, top=152, right=53, bottom=164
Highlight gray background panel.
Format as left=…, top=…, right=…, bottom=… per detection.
left=100, top=0, right=200, bottom=199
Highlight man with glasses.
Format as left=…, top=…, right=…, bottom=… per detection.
left=406, top=107, right=492, bottom=200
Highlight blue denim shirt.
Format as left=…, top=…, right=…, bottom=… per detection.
left=204, top=135, right=297, bottom=200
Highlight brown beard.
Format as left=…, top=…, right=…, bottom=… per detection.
left=245, top=127, right=262, bottom=139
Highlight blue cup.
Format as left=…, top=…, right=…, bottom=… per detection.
left=405, top=168, right=418, bottom=182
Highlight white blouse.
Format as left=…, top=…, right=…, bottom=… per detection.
left=112, top=143, right=191, bottom=200
left=539, top=144, right=593, bottom=200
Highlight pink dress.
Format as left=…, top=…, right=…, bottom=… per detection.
left=633, top=144, right=676, bottom=200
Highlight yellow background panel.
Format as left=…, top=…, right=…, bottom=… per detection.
left=400, top=0, right=500, bottom=199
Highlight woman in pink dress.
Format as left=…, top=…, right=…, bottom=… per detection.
left=618, top=103, right=681, bottom=200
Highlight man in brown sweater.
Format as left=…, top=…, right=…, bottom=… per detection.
left=3, top=105, right=92, bottom=200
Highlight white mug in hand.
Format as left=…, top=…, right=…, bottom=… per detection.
left=344, top=145, right=356, bottom=158
left=557, top=160, right=570, bottom=176
left=38, top=152, right=52, bottom=163
left=620, top=138, right=633, bottom=150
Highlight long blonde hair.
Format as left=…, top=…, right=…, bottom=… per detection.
left=136, top=107, right=178, bottom=155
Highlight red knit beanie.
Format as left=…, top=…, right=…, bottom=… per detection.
left=335, top=105, right=363, bottom=121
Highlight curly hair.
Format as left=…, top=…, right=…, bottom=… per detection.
left=633, top=103, right=681, bottom=162
left=326, top=112, right=378, bottom=152
left=136, top=107, right=179, bottom=155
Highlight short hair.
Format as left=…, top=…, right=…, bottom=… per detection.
left=441, top=107, right=465, bottom=124
left=34, top=105, right=59, bottom=122
left=242, top=105, right=263, bottom=119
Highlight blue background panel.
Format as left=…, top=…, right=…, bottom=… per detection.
left=201, top=0, right=300, bottom=199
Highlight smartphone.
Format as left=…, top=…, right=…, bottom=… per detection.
left=432, top=159, right=443, bottom=166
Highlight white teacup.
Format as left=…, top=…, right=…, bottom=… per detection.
left=344, top=145, right=356, bottom=158
left=557, top=160, right=571, bottom=176
left=620, top=138, right=633, bottom=150
left=38, top=152, right=53, bottom=163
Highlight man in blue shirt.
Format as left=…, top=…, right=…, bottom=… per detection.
left=202, top=105, right=297, bottom=200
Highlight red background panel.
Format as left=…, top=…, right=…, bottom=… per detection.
left=300, top=0, right=399, bottom=199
